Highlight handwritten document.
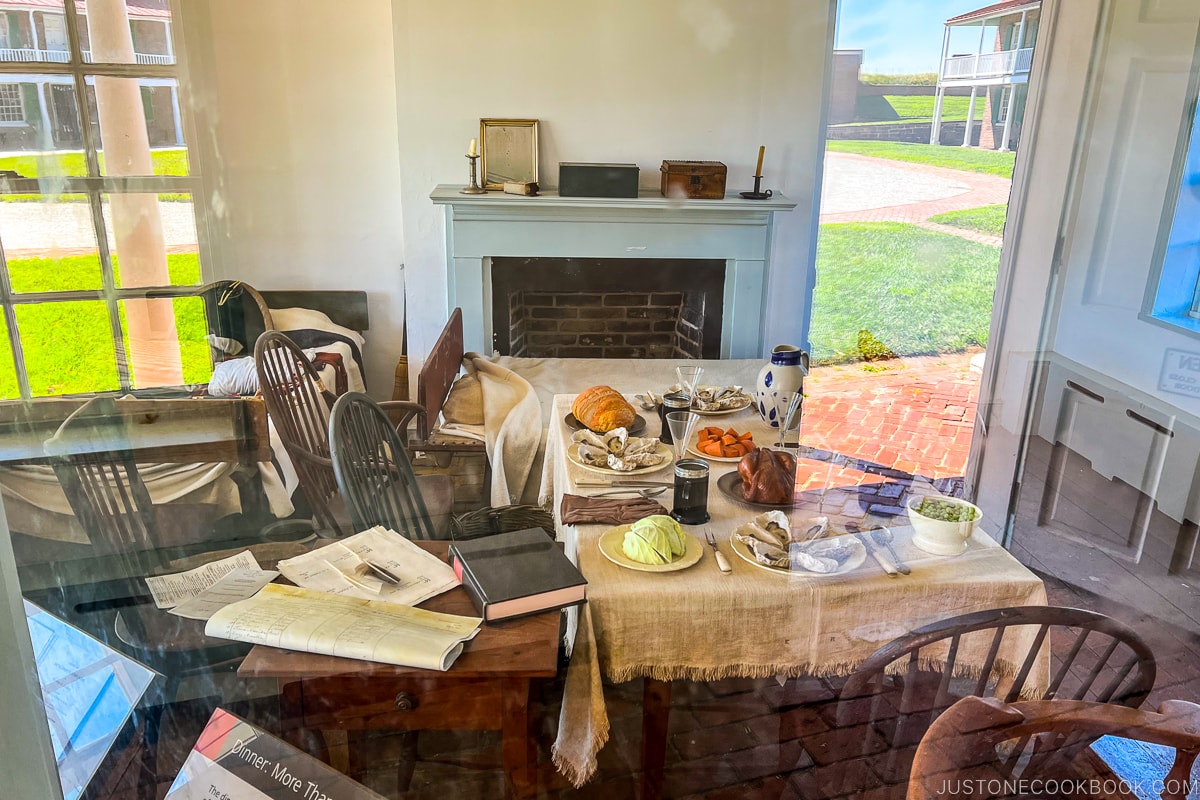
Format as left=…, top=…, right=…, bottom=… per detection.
left=169, top=568, right=280, bottom=621
left=205, top=584, right=482, bottom=671
left=145, top=550, right=261, bottom=609
left=276, top=527, right=458, bottom=607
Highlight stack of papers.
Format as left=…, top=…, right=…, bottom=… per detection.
left=144, top=551, right=278, bottom=621
left=275, top=526, right=459, bottom=606
left=205, top=585, right=481, bottom=671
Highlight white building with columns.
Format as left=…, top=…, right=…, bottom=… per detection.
left=930, top=0, right=1040, bottom=152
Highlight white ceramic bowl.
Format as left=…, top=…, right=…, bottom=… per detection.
left=906, top=495, right=982, bottom=556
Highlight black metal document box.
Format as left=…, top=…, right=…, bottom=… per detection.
left=558, top=162, right=639, bottom=198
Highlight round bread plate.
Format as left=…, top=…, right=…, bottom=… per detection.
left=687, top=435, right=753, bottom=463
left=565, top=412, right=647, bottom=436
left=716, top=470, right=795, bottom=509
left=567, top=442, right=673, bottom=476
left=728, top=534, right=866, bottom=576
left=692, top=388, right=753, bottom=417
left=598, top=524, right=704, bottom=573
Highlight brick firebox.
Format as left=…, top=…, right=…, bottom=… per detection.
left=491, top=257, right=724, bottom=358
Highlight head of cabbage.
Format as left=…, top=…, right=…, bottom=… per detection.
left=622, top=515, right=687, bottom=564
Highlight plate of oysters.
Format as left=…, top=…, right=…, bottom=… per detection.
left=567, top=427, right=672, bottom=475
left=728, top=511, right=866, bottom=576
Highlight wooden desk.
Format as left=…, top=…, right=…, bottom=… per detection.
left=238, top=541, right=561, bottom=799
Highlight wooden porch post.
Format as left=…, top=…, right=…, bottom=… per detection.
left=931, top=25, right=951, bottom=145
left=999, top=10, right=1029, bottom=152
left=963, top=86, right=978, bottom=147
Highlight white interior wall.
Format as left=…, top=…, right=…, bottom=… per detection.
left=392, top=0, right=830, bottom=376
left=187, top=0, right=405, bottom=396
left=1047, top=0, right=1200, bottom=416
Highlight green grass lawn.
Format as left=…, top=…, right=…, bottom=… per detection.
left=851, top=95, right=971, bottom=124
left=928, top=204, right=1009, bottom=237
left=0, top=148, right=190, bottom=202
left=824, top=140, right=1016, bottom=179
left=810, top=222, right=1000, bottom=364
left=0, top=251, right=212, bottom=398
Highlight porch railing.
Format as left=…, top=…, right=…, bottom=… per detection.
left=0, top=48, right=172, bottom=65
left=941, top=47, right=1034, bottom=80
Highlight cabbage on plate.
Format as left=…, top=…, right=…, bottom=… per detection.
left=622, top=515, right=687, bottom=564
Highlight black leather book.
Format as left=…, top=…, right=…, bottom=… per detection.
left=448, top=528, right=587, bottom=622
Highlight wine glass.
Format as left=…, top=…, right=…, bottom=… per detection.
left=775, top=391, right=803, bottom=449
left=665, top=410, right=700, bottom=462
left=675, top=365, right=704, bottom=403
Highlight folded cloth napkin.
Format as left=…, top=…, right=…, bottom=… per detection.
left=560, top=494, right=668, bottom=526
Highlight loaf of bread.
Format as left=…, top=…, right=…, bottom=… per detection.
left=572, top=385, right=636, bottom=433
left=737, top=448, right=797, bottom=505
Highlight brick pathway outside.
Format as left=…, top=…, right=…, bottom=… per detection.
left=791, top=351, right=981, bottom=503
left=819, top=153, right=1012, bottom=247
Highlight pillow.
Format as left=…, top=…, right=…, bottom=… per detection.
left=208, top=357, right=258, bottom=396
left=441, top=373, right=484, bottom=425
left=269, top=307, right=365, bottom=349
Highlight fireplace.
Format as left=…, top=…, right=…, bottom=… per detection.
left=491, top=258, right=723, bottom=358
left=431, top=186, right=796, bottom=358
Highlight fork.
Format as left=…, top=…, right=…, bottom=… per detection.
left=705, top=529, right=732, bottom=574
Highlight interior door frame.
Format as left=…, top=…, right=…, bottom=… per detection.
left=964, top=0, right=1115, bottom=544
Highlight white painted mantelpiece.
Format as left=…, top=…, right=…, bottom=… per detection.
left=430, top=186, right=797, bottom=357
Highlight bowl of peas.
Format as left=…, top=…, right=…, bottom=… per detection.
left=906, top=495, right=982, bottom=556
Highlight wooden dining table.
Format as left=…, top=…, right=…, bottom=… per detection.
left=542, top=392, right=1048, bottom=798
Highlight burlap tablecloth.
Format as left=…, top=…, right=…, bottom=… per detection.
left=543, top=393, right=1047, bottom=786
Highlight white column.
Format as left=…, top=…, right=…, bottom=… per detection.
left=28, top=11, right=39, bottom=52
left=930, top=87, right=946, bottom=145
left=963, top=86, right=978, bottom=147
left=999, top=11, right=1030, bottom=152
left=35, top=81, right=53, bottom=147
left=88, top=0, right=182, bottom=386
left=163, top=20, right=173, bottom=59
left=999, top=86, right=1019, bottom=151
left=932, top=26, right=951, bottom=145
left=973, top=19, right=989, bottom=78
left=169, top=83, right=182, bottom=145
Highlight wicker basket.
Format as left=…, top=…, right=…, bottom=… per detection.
left=451, top=504, right=554, bottom=540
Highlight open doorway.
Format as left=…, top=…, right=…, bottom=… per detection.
left=801, top=0, right=1039, bottom=512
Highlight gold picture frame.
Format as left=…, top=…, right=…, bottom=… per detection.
left=480, top=118, right=539, bottom=190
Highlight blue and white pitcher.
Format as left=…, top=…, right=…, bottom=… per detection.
left=755, top=344, right=810, bottom=431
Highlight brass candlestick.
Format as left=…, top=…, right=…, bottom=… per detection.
left=461, top=154, right=486, bottom=194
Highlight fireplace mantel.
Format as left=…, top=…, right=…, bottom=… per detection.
left=430, top=185, right=796, bottom=357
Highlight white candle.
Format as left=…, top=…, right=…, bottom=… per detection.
left=468, top=138, right=477, bottom=157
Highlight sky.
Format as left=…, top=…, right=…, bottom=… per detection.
left=835, top=0, right=1003, bottom=74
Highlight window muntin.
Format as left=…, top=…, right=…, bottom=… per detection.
left=0, top=83, right=23, bottom=122
left=0, top=1, right=201, bottom=398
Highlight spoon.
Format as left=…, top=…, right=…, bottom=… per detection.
left=870, top=526, right=911, bottom=575
left=586, top=486, right=667, bottom=499
left=635, top=393, right=657, bottom=411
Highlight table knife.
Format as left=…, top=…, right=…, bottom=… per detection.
left=854, top=532, right=899, bottom=578
left=575, top=479, right=673, bottom=487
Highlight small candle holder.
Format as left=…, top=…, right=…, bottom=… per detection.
left=740, top=174, right=773, bottom=200
left=461, top=154, right=487, bottom=195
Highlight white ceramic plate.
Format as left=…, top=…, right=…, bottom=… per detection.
left=687, top=430, right=758, bottom=462
left=598, top=524, right=704, bottom=573
left=728, top=534, right=867, bottom=576
left=692, top=387, right=753, bottom=416
left=567, top=442, right=673, bottom=476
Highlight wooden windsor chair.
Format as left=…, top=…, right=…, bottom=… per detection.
left=838, top=605, right=1157, bottom=786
